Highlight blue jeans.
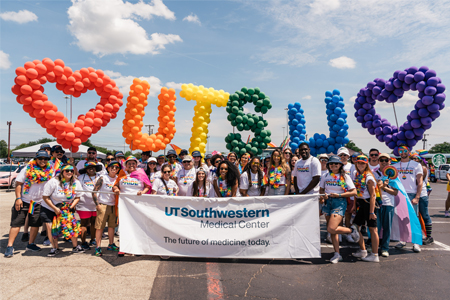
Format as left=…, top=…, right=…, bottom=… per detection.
left=377, top=205, right=394, bottom=251
left=322, top=197, right=347, bottom=217
left=407, top=193, right=432, bottom=225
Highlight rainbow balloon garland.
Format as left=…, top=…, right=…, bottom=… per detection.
left=51, top=203, right=81, bottom=239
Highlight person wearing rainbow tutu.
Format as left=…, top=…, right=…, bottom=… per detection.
left=41, top=165, right=84, bottom=256
left=4, top=150, right=51, bottom=258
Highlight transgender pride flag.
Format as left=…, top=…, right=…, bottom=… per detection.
left=383, top=176, right=423, bottom=245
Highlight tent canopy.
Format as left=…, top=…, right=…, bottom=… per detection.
left=12, top=142, right=106, bottom=159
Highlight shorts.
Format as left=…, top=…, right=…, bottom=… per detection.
left=77, top=210, right=97, bottom=219
left=95, top=204, right=117, bottom=229
left=10, top=201, right=42, bottom=227
left=40, top=203, right=63, bottom=224
left=353, top=198, right=378, bottom=228
left=322, top=197, right=347, bottom=217
left=345, top=198, right=354, bottom=213
left=268, top=186, right=286, bottom=196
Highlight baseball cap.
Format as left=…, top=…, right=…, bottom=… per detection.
left=337, top=147, right=350, bottom=156
left=182, top=155, right=193, bottom=162
left=40, top=144, right=51, bottom=150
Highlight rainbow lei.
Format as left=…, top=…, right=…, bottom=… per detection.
left=23, top=160, right=54, bottom=194
left=263, top=165, right=283, bottom=189
left=51, top=203, right=81, bottom=239
left=353, top=171, right=367, bottom=198
left=61, top=178, right=77, bottom=200
left=329, top=173, right=348, bottom=192
left=218, top=176, right=231, bottom=197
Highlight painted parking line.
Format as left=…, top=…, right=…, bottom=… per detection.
left=431, top=221, right=450, bottom=224
left=206, top=262, right=224, bottom=300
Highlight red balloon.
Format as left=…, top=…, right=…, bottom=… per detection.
left=24, top=61, right=36, bottom=70
left=71, top=145, right=79, bottom=153
left=55, top=130, right=67, bottom=139
left=33, top=108, right=45, bottom=118
left=23, top=104, right=34, bottom=113
left=73, top=127, right=83, bottom=136
left=56, top=121, right=66, bottom=131
left=72, top=138, right=82, bottom=147
left=45, top=110, right=56, bottom=120
left=20, top=85, right=33, bottom=95
left=82, top=126, right=92, bottom=135
left=12, top=84, right=22, bottom=95
left=15, top=67, right=27, bottom=76
left=84, top=118, right=94, bottom=127
left=20, top=95, right=33, bottom=105
left=93, top=118, right=102, bottom=127
left=35, top=64, right=47, bottom=75
left=45, top=119, right=56, bottom=128
left=42, top=101, right=53, bottom=111
left=65, top=132, right=75, bottom=141
left=65, top=123, right=74, bottom=132
left=46, top=127, right=58, bottom=135
left=55, top=111, right=65, bottom=121
left=61, top=140, right=72, bottom=149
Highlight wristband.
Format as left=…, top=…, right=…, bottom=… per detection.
left=15, top=197, right=21, bottom=201
left=369, top=212, right=374, bottom=215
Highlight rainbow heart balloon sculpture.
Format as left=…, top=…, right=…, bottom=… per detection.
left=354, top=66, right=446, bottom=155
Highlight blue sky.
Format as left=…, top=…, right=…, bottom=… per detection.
left=1, top=0, right=449, bottom=155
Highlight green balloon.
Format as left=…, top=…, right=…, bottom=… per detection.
left=230, top=113, right=236, bottom=120
left=231, top=140, right=238, bottom=147
left=263, top=120, right=268, bottom=127
left=239, top=100, right=245, bottom=106
left=235, top=116, right=243, bottom=123
left=252, top=95, right=259, bottom=102
left=251, top=147, right=258, bottom=155
left=226, top=106, right=232, bottom=113
left=260, top=142, right=267, bottom=149
left=226, top=143, right=232, bottom=150
left=263, top=99, right=270, bottom=106
left=261, top=106, right=268, bottom=114
left=231, top=106, right=239, bottom=114
left=242, top=115, right=248, bottom=123
left=263, top=136, right=271, bottom=143
left=260, top=130, right=267, bottom=137
left=268, top=103, right=272, bottom=109
left=255, top=106, right=261, bottom=113
left=247, top=118, right=254, bottom=126
left=257, top=148, right=263, bottom=155
left=255, top=128, right=262, bottom=135
left=225, top=135, right=231, bottom=143
left=241, top=87, right=248, bottom=93
left=244, top=124, right=250, bottom=131
left=231, top=120, right=237, bottom=127
left=266, top=130, right=271, bottom=136
left=248, top=88, right=255, bottom=95
left=245, top=144, right=252, bottom=151
left=238, top=141, right=246, bottom=148
left=237, top=123, right=244, bottom=131
left=255, top=135, right=263, bottom=142
left=252, top=141, right=259, bottom=148
left=256, top=100, right=263, bottom=107
left=240, top=148, right=247, bottom=155
left=254, top=87, right=260, bottom=94
left=233, top=147, right=240, bottom=154
left=233, top=94, right=240, bottom=101
left=258, top=92, right=265, bottom=99
left=235, top=133, right=241, bottom=140
left=257, top=121, right=265, bottom=128
left=232, top=100, right=239, bottom=107
left=237, top=110, right=244, bottom=116
left=245, top=94, right=251, bottom=102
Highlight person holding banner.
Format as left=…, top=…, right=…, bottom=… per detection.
left=114, top=156, right=152, bottom=196
left=212, top=160, right=239, bottom=197
left=41, top=165, right=84, bottom=256
left=240, top=157, right=266, bottom=197
left=92, top=161, right=121, bottom=257
left=177, top=155, right=197, bottom=196
left=151, top=164, right=179, bottom=196
left=350, top=155, right=380, bottom=262
left=187, top=167, right=211, bottom=197
left=319, top=155, right=358, bottom=264
left=264, top=149, right=291, bottom=196
left=145, top=157, right=160, bottom=184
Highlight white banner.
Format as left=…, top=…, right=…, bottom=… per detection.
left=118, top=194, right=321, bottom=259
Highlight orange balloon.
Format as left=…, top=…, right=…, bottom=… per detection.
left=84, top=118, right=94, bottom=127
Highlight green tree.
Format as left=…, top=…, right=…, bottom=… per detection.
left=345, top=140, right=362, bottom=153
left=429, top=142, right=450, bottom=154
left=0, top=140, right=8, bottom=157
left=12, top=138, right=55, bottom=151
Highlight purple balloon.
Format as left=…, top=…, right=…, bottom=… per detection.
left=373, top=119, right=382, bottom=127
left=374, top=127, right=383, bottom=135
left=427, top=103, right=440, bottom=113
left=416, top=100, right=425, bottom=108
left=434, top=93, right=445, bottom=104
left=436, top=83, right=446, bottom=93
left=373, top=86, right=382, bottom=94
left=388, top=94, right=398, bottom=103
left=418, top=108, right=430, bottom=117
left=427, top=77, right=439, bottom=87
left=407, top=115, right=412, bottom=122
left=403, top=122, right=412, bottom=130
left=376, top=79, right=386, bottom=87
left=367, top=82, right=376, bottom=89
left=407, top=139, right=417, bottom=147
left=402, top=82, right=411, bottom=91
left=393, top=79, right=403, bottom=88
left=393, top=70, right=400, bottom=79
left=425, top=86, right=437, bottom=96
left=398, top=71, right=407, bottom=81
left=425, top=69, right=437, bottom=80
left=356, top=116, right=364, bottom=123
left=419, top=66, right=429, bottom=73
left=381, top=89, right=391, bottom=98
left=393, top=88, right=404, bottom=97
left=418, top=91, right=425, bottom=98
left=423, top=123, right=432, bottom=130
left=365, top=121, right=373, bottom=128
left=429, top=111, right=440, bottom=120
left=367, top=96, right=376, bottom=103
left=364, top=114, right=373, bottom=122
left=358, top=108, right=366, bottom=116
left=405, top=74, right=415, bottom=84
left=413, top=128, right=425, bottom=136
left=414, top=71, right=425, bottom=82
left=384, top=134, right=393, bottom=143
left=384, top=82, right=394, bottom=92
left=382, top=126, right=392, bottom=134
left=392, top=134, right=398, bottom=142
left=398, top=131, right=406, bottom=140
left=408, top=66, right=418, bottom=74
left=422, top=96, right=434, bottom=105
left=405, top=130, right=415, bottom=139
left=364, top=89, right=372, bottom=97
left=362, top=103, right=372, bottom=110
left=377, top=135, right=384, bottom=142
left=416, top=81, right=427, bottom=92
left=367, top=108, right=376, bottom=115
left=388, top=141, right=397, bottom=149
left=410, top=110, right=420, bottom=119
left=410, top=82, right=417, bottom=91
left=420, top=117, right=432, bottom=126
left=411, top=119, right=422, bottom=128
left=368, top=128, right=375, bottom=135
left=439, top=102, right=445, bottom=110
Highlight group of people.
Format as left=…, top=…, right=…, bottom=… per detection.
left=4, top=141, right=439, bottom=264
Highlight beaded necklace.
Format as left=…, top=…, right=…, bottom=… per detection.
left=218, top=176, right=231, bottom=197
left=329, top=172, right=348, bottom=192
left=61, top=178, right=77, bottom=201
left=264, top=165, right=283, bottom=189
left=23, top=160, right=53, bottom=194
left=353, top=171, right=367, bottom=198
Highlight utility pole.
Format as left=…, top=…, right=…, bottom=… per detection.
left=422, top=134, right=428, bottom=150
left=6, top=121, right=12, bottom=163
left=145, top=125, right=154, bottom=155
left=282, top=127, right=285, bottom=145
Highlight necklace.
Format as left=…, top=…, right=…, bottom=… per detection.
left=218, top=176, right=231, bottom=197
left=330, top=173, right=348, bottom=192
left=263, top=165, right=283, bottom=189
left=400, top=160, right=410, bottom=180
left=61, top=178, right=76, bottom=200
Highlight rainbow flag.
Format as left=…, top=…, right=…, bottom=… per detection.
left=416, top=149, right=428, bottom=156
left=51, top=157, right=62, bottom=176
left=28, top=200, right=36, bottom=214
left=246, top=135, right=251, bottom=144
left=267, top=142, right=277, bottom=148
left=280, top=136, right=290, bottom=151
left=170, top=144, right=182, bottom=155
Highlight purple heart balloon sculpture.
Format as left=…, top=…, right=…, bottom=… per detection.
left=354, top=66, right=446, bottom=155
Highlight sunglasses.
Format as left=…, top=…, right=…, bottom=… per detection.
left=379, top=159, right=389, bottom=163
left=109, top=165, right=120, bottom=169
left=370, top=153, right=379, bottom=157
left=214, top=160, right=222, bottom=164
left=320, top=159, right=328, bottom=162
left=329, top=162, right=339, bottom=166
left=399, top=150, right=408, bottom=154
left=148, top=162, right=156, bottom=165
left=339, top=154, right=349, bottom=157
left=88, top=152, right=96, bottom=155
left=220, top=168, right=228, bottom=171
left=163, top=171, right=171, bottom=174
left=273, top=155, right=280, bottom=158
left=64, top=169, right=74, bottom=173
left=251, top=162, right=260, bottom=165
left=106, top=158, right=113, bottom=161
left=183, top=161, right=191, bottom=163
left=168, top=156, right=176, bottom=159
left=36, top=157, right=49, bottom=161
left=55, top=150, right=64, bottom=154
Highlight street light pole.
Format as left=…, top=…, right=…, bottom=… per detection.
left=6, top=121, right=12, bottom=164
left=64, top=96, right=69, bottom=118
left=284, top=108, right=289, bottom=140
left=144, top=125, right=154, bottom=155
left=282, top=127, right=285, bottom=145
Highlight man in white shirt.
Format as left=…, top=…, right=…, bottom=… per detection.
left=76, top=147, right=106, bottom=176
left=368, top=148, right=380, bottom=172
left=293, top=143, right=321, bottom=194
left=138, top=151, right=150, bottom=170
left=176, top=155, right=196, bottom=196
left=394, top=145, right=423, bottom=252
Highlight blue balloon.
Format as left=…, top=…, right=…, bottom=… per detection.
left=325, top=91, right=333, bottom=97
left=309, top=139, right=316, bottom=148
left=336, top=136, right=343, bottom=143
left=294, top=102, right=301, bottom=109
left=332, top=89, right=340, bottom=95
left=330, top=131, right=338, bottom=138
left=332, top=124, right=341, bottom=132
left=296, top=124, right=304, bottom=131
left=288, top=103, right=294, bottom=109
left=316, top=139, right=323, bottom=147
left=323, top=140, right=330, bottom=148
left=318, top=147, right=327, bottom=154
left=336, top=118, right=345, bottom=126
left=334, top=107, right=342, bottom=115
left=327, top=145, right=335, bottom=153
left=301, top=129, right=306, bottom=134
left=290, top=108, right=298, bottom=114
left=292, top=137, right=300, bottom=143
left=290, top=142, right=298, bottom=150
left=343, top=137, right=350, bottom=144
left=332, top=95, right=340, bottom=103
left=324, top=97, right=332, bottom=104
left=299, top=134, right=306, bottom=140
left=292, top=130, right=300, bottom=136
left=314, top=133, right=321, bottom=140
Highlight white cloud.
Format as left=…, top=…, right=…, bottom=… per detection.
left=376, top=91, right=419, bottom=108
left=309, top=0, right=340, bottom=15
left=166, top=81, right=182, bottom=90
left=302, top=95, right=312, bottom=100
left=0, top=51, right=12, bottom=70
left=253, top=47, right=315, bottom=67
left=183, top=13, right=201, bottom=25
left=105, top=70, right=164, bottom=97
left=252, top=69, right=276, bottom=81
left=0, top=10, right=38, bottom=24
left=329, top=56, right=356, bottom=69
left=114, top=60, right=128, bottom=66
left=67, top=0, right=182, bottom=56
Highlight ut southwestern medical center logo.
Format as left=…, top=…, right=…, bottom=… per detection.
left=165, top=207, right=269, bottom=219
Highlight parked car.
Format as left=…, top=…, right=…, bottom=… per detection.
left=437, top=164, right=450, bottom=181
left=0, top=165, right=24, bottom=188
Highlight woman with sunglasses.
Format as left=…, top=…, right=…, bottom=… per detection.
left=92, top=161, right=122, bottom=257
left=240, top=157, right=265, bottom=196
left=319, top=155, right=358, bottom=264
left=145, top=157, right=160, bottom=184
left=152, top=164, right=179, bottom=196
left=212, top=161, right=240, bottom=197
left=283, top=149, right=293, bottom=167
left=318, top=154, right=329, bottom=177
left=350, top=155, right=380, bottom=262
left=238, top=153, right=250, bottom=174
left=41, top=165, right=84, bottom=256
left=209, top=154, right=223, bottom=183
left=188, top=167, right=211, bottom=197
left=263, top=156, right=271, bottom=173
left=264, top=149, right=291, bottom=196
left=113, top=156, right=151, bottom=196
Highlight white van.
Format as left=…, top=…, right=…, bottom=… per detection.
left=437, top=164, right=450, bottom=181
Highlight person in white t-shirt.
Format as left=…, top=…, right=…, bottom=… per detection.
left=350, top=155, right=380, bottom=263
left=152, top=164, right=179, bottom=196
left=293, top=143, right=321, bottom=195
left=318, top=154, right=329, bottom=177
left=188, top=167, right=211, bottom=197
left=265, top=149, right=291, bottom=196
left=394, top=146, right=423, bottom=253
left=177, top=156, right=197, bottom=196
left=42, top=165, right=84, bottom=256
left=145, top=157, right=160, bottom=184
left=240, top=157, right=266, bottom=197
left=75, top=147, right=106, bottom=176
left=163, top=150, right=182, bottom=180
left=137, top=151, right=151, bottom=170
left=92, top=160, right=121, bottom=257
left=374, top=153, right=398, bottom=257
left=113, top=156, right=151, bottom=196
left=4, top=150, right=51, bottom=258
left=368, top=148, right=380, bottom=172
left=319, top=155, right=358, bottom=264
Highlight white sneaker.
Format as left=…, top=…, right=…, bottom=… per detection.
left=445, top=211, right=450, bottom=218
left=352, top=249, right=367, bottom=258
left=381, top=250, right=389, bottom=257
left=362, top=253, right=380, bottom=262
left=330, top=252, right=343, bottom=264
left=350, top=225, right=360, bottom=242
left=395, top=241, right=406, bottom=249
left=346, top=234, right=355, bottom=243
left=326, top=233, right=332, bottom=244
left=413, top=244, right=421, bottom=253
